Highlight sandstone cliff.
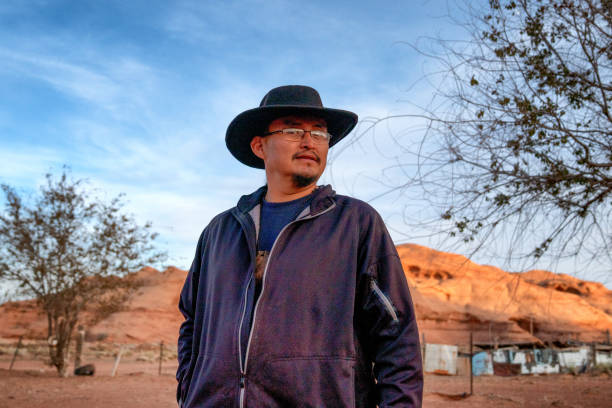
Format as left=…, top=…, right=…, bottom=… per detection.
left=1, top=244, right=610, bottom=346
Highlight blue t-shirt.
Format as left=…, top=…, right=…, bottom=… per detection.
left=258, top=193, right=314, bottom=251
left=242, top=192, right=315, bottom=362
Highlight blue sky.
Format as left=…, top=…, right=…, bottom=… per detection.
left=1, top=0, right=609, bottom=288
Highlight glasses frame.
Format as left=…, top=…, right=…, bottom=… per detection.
left=262, top=128, right=332, bottom=144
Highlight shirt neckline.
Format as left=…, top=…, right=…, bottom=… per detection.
left=262, top=191, right=316, bottom=208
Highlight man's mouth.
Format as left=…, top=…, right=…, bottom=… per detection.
left=294, top=153, right=319, bottom=163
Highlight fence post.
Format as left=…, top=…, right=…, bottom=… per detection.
left=9, top=336, right=23, bottom=371
left=469, top=331, right=473, bottom=396
left=159, top=341, right=164, bottom=376
left=591, top=341, right=597, bottom=371
left=111, top=345, right=124, bottom=377
left=421, top=332, right=426, bottom=371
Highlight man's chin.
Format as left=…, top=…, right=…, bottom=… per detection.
left=291, top=173, right=320, bottom=188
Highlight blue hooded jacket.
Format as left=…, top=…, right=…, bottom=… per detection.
left=177, top=185, right=423, bottom=407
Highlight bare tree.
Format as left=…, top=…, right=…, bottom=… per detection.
left=0, top=169, right=164, bottom=376
left=367, top=0, right=611, bottom=269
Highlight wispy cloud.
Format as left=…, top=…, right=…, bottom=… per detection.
left=0, top=46, right=166, bottom=128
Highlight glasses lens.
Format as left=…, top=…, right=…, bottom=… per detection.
left=280, top=128, right=331, bottom=144
left=282, top=128, right=304, bottom=141
left=310, top=130, right=331, bottom=143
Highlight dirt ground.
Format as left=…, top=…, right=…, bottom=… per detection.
left=1, top=359, right=611, bottom=407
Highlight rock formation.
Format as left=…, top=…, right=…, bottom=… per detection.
left=1, top=244, right=610, bottom=346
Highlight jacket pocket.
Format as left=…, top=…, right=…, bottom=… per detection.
left=183, top=354, right=236, bottom=407
left=262, top=356, right=356, bottom=408
left=370, top=279, right=399, bottom=323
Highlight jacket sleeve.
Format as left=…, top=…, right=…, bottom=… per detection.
left=176, top=229, right=205, bottom=404
left=358, top=213, right=423, bottom=407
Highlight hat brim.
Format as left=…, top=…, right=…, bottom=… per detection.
left=226, top=105, right=358, bottom=169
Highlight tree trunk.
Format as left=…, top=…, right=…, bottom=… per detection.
left=47, top=314, right=59, bottom=372
left=46, top=312, right=79, bottom=377
left=57, top=348, right=67, bottom=377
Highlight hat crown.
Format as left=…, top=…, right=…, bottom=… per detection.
left=259, top=85, right=323, bottom=108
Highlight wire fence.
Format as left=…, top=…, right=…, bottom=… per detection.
left=0, top=337, right=179, bottom=377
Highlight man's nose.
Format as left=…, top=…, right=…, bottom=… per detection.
left=299, top=131, right=316, bottom=148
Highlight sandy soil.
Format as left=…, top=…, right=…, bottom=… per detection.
left=424, top=373, right=612, bottom=407
left=1, top=359, right=611, bottom=408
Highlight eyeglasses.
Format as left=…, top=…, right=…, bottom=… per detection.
left=262, top=128, right=332, bottom=144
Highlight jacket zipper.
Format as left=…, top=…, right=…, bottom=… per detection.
left=238, top=202, right=336, bottom=408
left=235, top=207, right=258, bottom=408
left=371, top=279, right=399, bottom=322
left=238, top=275, right=253, bottom=374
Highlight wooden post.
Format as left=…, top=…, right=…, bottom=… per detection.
left=591, top=341, right=597, bottom=371
left=529, top=316, right=533, bottom=336
left=158, top=341, right=164, bottom=376
left=111, top=346, right=124, bottom=377
left=606, top=329, right=610, bottom=345
left=9, top=336, right=23, bottom=371
left=421, top=332, right=426, bottom=371
left=469, top=333, right=474, bottom=395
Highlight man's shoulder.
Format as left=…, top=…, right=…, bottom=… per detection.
left=333, top=193, right=382, bottom=218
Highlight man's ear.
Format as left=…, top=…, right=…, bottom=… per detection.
left=250, top=136, right=265, bottom=160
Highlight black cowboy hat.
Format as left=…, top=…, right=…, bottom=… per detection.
left=226, top=85, right=358, bottom=169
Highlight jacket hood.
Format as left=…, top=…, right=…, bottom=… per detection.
left=236, top=184, right=336, bottom=215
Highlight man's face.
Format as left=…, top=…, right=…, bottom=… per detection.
left=251, top=114, right=329, bottom=188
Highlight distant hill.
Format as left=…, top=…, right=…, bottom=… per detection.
left=1, top=244, right=610, bottom=346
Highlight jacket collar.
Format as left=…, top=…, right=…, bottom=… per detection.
left=236, top=184, right=336, bottom=216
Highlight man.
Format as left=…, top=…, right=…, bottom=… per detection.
left=177, top=85, right=423, bottom=407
